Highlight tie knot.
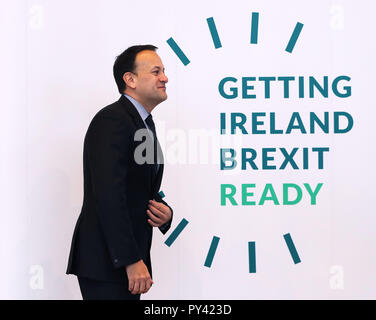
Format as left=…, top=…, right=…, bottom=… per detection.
left=145, top=114, right=155, bottom=132
left=145, top=114, right=153, bottom=124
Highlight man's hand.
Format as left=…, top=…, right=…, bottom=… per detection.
left=126, top=260, right=153, bottom=295
left=147, top=199, right=172, bottom=228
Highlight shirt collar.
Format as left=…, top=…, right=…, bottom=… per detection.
left=123, top=94, right=150, bottom=122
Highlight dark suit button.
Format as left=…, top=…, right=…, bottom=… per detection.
left=114, top=259, right=118, bottom=264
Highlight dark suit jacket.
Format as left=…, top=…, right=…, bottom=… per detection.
left=66, top=95, right=172, bottom=283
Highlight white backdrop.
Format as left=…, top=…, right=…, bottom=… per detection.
left=1, top=0, right=375, bottom=299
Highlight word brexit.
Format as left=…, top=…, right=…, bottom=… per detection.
left=221, top=183, right=323, bottom=206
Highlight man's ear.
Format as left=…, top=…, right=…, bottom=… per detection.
left=123, top=72, right=137, bottom=89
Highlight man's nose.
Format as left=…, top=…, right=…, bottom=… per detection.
left=160, top=73, right=168, bottom=83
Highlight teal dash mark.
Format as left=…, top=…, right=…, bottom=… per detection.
left=285, top=22, right=304, bottom=53
left=204, top=236, right=220, bottom=268
left=248, top=242, right=256, bottom=273
left=158, top=190, right=165, bottom=199
left=283, top=233, right=301, bottom=264
left=166, top=37, right=190, bottom=66
left=165, top=218, right=189, bottom=247
left=250, top=12, right=259, bottom=44
left=207, top=17, right=222, bottom=49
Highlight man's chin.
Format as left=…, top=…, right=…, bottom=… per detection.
left=151, top=95, right=168, bottom=107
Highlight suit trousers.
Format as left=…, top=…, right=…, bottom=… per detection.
left=77, top=276, right=140, bottom=300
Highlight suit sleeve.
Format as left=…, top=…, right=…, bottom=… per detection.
left=88, top=112, right=141, bottom=269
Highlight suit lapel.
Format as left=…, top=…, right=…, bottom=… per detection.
left=118, top=95, right=146, bottom=129
left=119, top=95, right=164, bottom=196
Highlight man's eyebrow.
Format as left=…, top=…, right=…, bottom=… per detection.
left=151, top=66, right=165, bottom=71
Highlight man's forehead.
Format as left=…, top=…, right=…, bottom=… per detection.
left=135, top=50, right=163, bottom=69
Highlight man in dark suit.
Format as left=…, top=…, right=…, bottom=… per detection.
left=66, top=45, right=173, bottom=300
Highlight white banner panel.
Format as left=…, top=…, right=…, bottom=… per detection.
left=1, top=0, right=375, bottom=299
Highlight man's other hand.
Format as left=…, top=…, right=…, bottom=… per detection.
left=147, top=199, right=172, bottom=227
left=125, top=260, right=153, bottom=295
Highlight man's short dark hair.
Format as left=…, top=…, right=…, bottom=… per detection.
left=113, top=45, right=158, bottom=94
